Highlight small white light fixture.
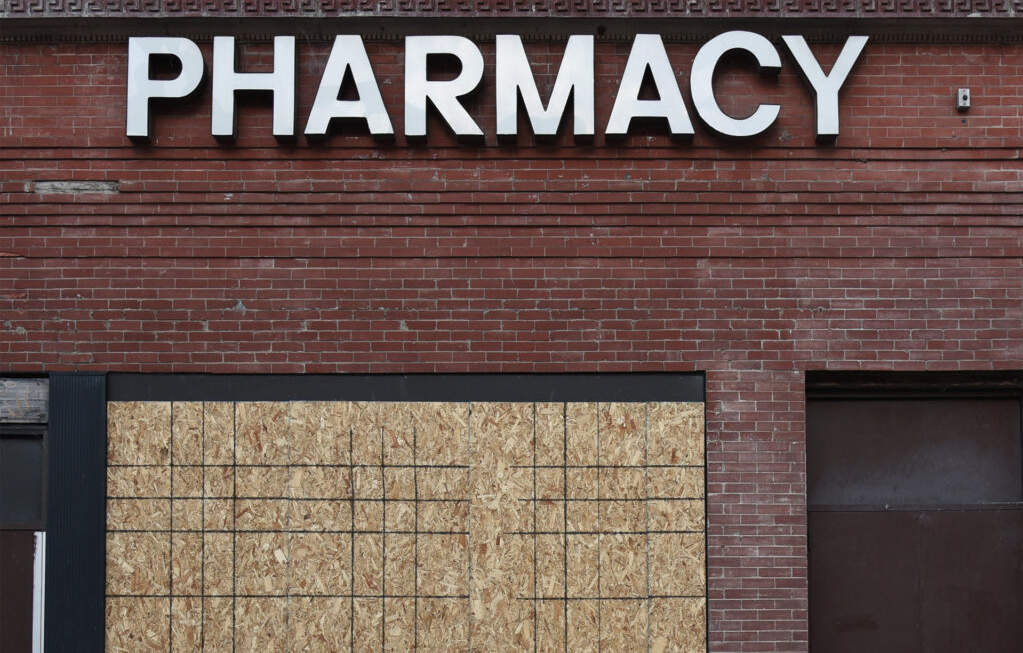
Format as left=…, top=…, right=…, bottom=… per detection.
left=957, top=88, right=971, bottom=111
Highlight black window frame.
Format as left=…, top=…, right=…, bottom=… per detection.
left=0, top=424, right=47, bottom=532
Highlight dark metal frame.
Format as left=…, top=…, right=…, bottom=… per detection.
left=46, top=372, right=107, bottom=653
left=107, top=372, right=705, bottom=403
left=805, top=370, right=1023, bottom=653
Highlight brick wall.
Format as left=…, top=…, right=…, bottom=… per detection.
left=3, top=37, right=1023, bottom=652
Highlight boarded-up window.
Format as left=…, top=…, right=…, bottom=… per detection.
left=102, top=373, right=707, bottom=653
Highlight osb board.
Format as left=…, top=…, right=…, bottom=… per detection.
left=106, top=401, right=706, bottom=652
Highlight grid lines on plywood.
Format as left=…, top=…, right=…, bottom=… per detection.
left=105, top=401, right=705, bottom=652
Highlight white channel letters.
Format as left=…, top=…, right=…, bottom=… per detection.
left=126, top=32, right=868, bottom=142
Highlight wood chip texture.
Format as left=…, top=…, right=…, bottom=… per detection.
left=106, top=401, right=706, bottom=652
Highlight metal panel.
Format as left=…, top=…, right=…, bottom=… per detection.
left=807, top=398, right=1022, bottom=507
left=44, top=372, right=106, bottom=653
left=810, top=509, right=1023, bottom=653
left=918, top=510, right=1023, bottom=652
left=808, top=389, right=1023, bottom=653
left=0, top=531, right=35, bottom=652
left=108, top=372, right=705, bottom=403
left=809, top=511, right=920, bottom=653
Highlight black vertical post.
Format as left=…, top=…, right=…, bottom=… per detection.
left=45, top=372, right=106, bottom=653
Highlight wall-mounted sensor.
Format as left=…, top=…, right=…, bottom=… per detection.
left=957, top=88, right=971, bottom=111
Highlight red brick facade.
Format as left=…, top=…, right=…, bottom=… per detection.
left=3, top=22, right=1022, bottom=652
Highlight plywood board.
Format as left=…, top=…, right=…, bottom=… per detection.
left=106, top=400, right=705, bottom=652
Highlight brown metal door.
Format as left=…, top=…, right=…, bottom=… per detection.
left=0, top=427, right=45, bottom=653
left=0, top=531, right=35, bottom=652
left=807, top=393, right=1023, bottom=653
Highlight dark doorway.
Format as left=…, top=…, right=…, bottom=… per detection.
left=806, top=373, right=1023, bottom=653
left=0, top=425, right=46, bottom=653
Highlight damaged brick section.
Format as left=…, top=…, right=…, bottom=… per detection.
left=31, top=181, right=119, bottom=195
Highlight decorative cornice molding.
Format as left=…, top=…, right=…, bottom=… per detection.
left=3, top=0, right=1023, bottom=18
left=4, top=0, right=1023, bottom=44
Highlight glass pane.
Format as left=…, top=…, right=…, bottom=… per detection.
left=0, top=436, right=44, bottom=527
